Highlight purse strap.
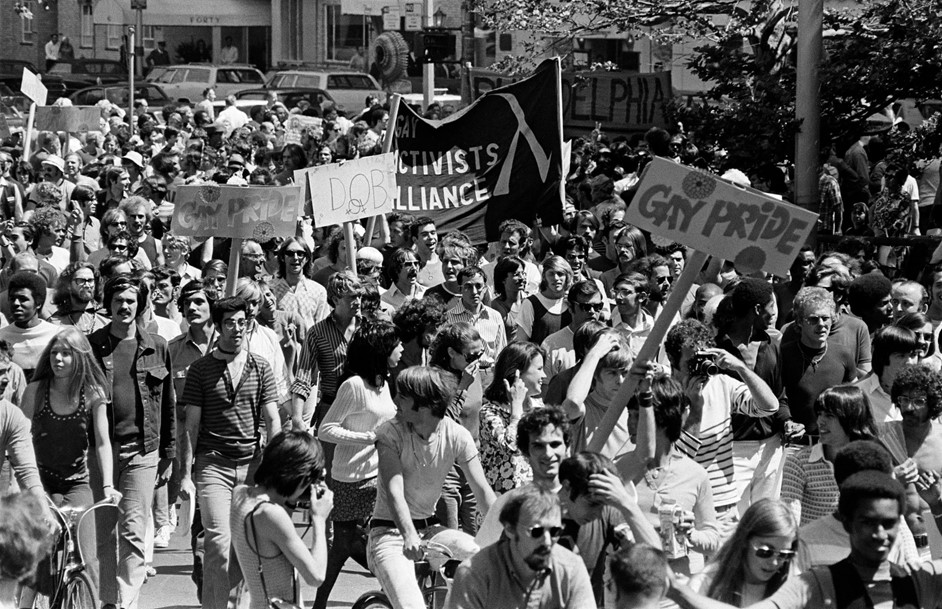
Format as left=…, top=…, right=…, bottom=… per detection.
left=245, top=501, right=275, bottom=603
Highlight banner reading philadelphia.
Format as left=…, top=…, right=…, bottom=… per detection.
left=392, top=59, right=565, bottom=243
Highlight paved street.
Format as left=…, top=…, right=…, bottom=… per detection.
left=141, top=518, right=377, bottom=609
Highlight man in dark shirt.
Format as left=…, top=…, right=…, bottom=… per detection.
left=88, top=275, right=175, bottom=609
left=178, top=297, right=280, bottom=609
left=781, top=287, right=857, bottom=437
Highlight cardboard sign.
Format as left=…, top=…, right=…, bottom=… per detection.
left=283, top=115, right=323, bottom=145
left=303, top=153, right=398, bottom=227
left=20, top=69, right=47, bottom=106
left=624, top=157, right=818, bottom=276
left=34, top=106, right=101, bottom=132
left=470, top=68, right=670, bottom=135
left=170, top=185, right=302, bottom=239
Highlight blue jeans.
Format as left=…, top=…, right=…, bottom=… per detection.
left=194, top=452, right=260, bottom=609
left=92, top=445, right=159, bottom=609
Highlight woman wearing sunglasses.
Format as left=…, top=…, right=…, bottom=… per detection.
left=690, top=498, right=797, bottom=605
left=479, top=341, right=547, bottom=494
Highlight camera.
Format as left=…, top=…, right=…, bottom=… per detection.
left=688, top=352, right=719, bottom=377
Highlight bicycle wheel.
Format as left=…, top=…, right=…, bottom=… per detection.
left=351, top=591, right=393, bottom=609
left=62, top=571, right=97, bottom=609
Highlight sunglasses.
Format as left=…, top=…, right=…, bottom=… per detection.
left=463, top=350, right=484, bottom=363
left=284, top=250, right=307, bottom=259
left=752, top=545, right=795, bottom=560
left=577, top=301, right=604, bottom=313
left=528, top=525, right=563, bottom=539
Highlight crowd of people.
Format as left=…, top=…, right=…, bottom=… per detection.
left=2, top=88, right=942, bottom=609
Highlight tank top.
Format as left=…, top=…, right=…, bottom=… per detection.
left=231, top=486, right=298, bottom=609
left=33, top=389, right=91, bottom=482
left=527, top=294, right=571, bottom=345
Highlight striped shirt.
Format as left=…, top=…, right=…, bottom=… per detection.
left=676, top=374, right=777, bottom=508
left=291, top=316, right=348, bottom=405
left=780, top=443, right=839, bottom=526
left=445, top=303, right=507, bottom=362
left=181, top=352, right=277, bottom=463
left=270, top=276, right=330, bottom=338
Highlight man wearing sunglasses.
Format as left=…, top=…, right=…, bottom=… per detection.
left=446, top=486, right=595, bottom=609
left=542, top=280, right=606, bottom=380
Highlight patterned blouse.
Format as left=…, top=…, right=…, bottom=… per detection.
left=780, top=443, right=839, bottom=526
left=478, top=400, right=533, bottom=494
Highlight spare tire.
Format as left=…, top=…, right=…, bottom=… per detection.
left=373, top=31, right=410, bottom=83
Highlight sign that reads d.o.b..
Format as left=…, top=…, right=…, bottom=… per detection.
left=625, top=158, right=818, bottom=277
left=306, top=152, right=398, bottom=227
left=170, top=184, right=301, bottom=241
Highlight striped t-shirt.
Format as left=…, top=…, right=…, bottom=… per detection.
left=677, top=374, right=778, bottom=508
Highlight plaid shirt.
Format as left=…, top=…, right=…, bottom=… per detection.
left=445, top=302, right=507, bottom=361
left=819, top=170, right=843, bottom=234
left=270, top=276, right=330, bottom=337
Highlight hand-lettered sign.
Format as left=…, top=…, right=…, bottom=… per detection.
left=284, top=115, right=324, bottom=145
left=34, top=106, right=101, bottom=132
left=304, top=153, right=398, bottom=227
left=20, top=69, right=48, bottom=106
left=170, top=184, right=301, bottom=240
left=624, top=157, right=818, bottom=276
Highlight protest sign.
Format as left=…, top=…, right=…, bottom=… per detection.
left=170, top=184, right=301, bottom=240
left=470, top=68, right=670, bottom=135
left=284, top=114, right=323, bottom=145
left=34, top=106, right=101, bottom=132
left=393, top=59, right=565, bottom=243
left=20, top=69, right=48, bottom=106
left=624, top=157, right=818, bottom=277
left=304, top=153, right=398, bottom=227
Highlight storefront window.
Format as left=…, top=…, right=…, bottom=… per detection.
left=80, top=4, right=94, bottom=48
left=325, top=4, right=365, bottom=62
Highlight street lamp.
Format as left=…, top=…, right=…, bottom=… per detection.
left=432, top=8, right=446, bottom=28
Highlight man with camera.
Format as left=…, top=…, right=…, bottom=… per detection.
left=665, top=319, right=780, bottom=521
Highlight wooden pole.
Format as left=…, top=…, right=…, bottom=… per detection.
left=344, top=221, right=357, bottom=272
left=363, top=93, right=402, bottom=245
left=23, top=103, right=36, bottom=162
left=795, top=0, right=823, bottom=242
left=226, top=238, right=241, bottom=297
left=587, top=250, right=709, bottom=453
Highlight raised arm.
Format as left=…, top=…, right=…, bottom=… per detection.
left=562, top=333, right=620, bottom=421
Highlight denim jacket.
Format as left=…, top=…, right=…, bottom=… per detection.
left=88, top=324, right=176, bottom=460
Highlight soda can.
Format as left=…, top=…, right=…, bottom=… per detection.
left=658, top=500, right=688, bottom=560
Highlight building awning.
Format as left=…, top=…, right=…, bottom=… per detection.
left=94, top=0, right=271, bottom=27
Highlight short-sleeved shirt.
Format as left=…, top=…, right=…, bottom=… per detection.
left=181, top=352, right=277, bottom=463
left=372, top=416, right=477, bottom=521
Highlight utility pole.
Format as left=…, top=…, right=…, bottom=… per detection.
left=128, top=26, right=135, bottom=135
left=459, top=0, right=474, bottom=107
left=422, top=0, right=435, bottom=108
left=795, top=0, right=823, bottom=241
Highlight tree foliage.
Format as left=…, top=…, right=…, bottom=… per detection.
left=474, top=0, right=942, bottom=169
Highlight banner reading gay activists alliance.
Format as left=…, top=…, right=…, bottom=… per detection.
left=392, top=59, right=565, bottom=243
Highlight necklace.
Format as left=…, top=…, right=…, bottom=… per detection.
left=799, top=341, right=828, bottom=372
left=409, top=429, right=431, bottom=468
left=644, top=451, right=675, bottom=490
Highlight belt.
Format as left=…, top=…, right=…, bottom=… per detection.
left=370, top=517, right=440, bottom=530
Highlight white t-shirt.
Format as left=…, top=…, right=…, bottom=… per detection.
left=0, top=320, right=61, bottom=373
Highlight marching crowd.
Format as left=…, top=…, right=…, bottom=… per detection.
left=2, top=89, right=942, bottom=609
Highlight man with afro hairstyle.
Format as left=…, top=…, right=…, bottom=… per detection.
left=847, top=272, right=893, bottom=334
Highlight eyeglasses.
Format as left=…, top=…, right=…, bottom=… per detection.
left=243, top=253, right=265, bottom=260
left=804, top=315, right=831, bottom=324
left=898, top=396, right=928, bottom=408
left=283, top=250, right=307, bottom=259
left=656, top=275, right=673, bottom=285
left=527, top=525, right=563, bottom=540
left=223, top=318, right=247, bottom=329
left=751, top=545, right=795, bottom=560
left=72, top=277, right=95, bottom=285
left=577, top=301, right=604, bottom=313
left=463, top=350, right=484, bottom=363
left=111, top=221, right=128, bottom=227
left=111, top=244, right=129, bottom=252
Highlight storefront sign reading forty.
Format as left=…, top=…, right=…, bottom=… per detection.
left=625, top=157, right=818, bottom=276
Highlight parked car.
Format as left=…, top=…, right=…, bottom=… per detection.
left=70, top=82, right=172, bottom=111
left=0, top=98, right=25, bottom=133
left=0, top=84, right=30, bottom=115
left=0, top=59, right=68, bottom=100
left=264, top=70, right=382, bottom=114
left=45, top=59, right=127, bottom=96
left=146, top=63, right=266, bottom=103
left=235, top=87, right=333, bottom=111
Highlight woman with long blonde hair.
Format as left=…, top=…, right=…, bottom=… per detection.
left=690, top=499, right=798, bottom=606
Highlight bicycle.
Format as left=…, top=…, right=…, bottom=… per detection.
left=31, top=498, right=119, bottom=609
left=351, top=525, right=478, bottom=609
